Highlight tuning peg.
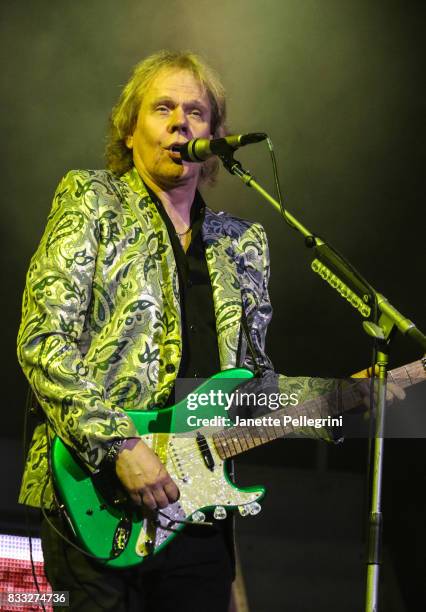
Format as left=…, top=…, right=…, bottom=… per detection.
left=192, top=511, right=206, bottom=523
left=213, top=506, right=227, bottom=520
left=248, top=501, right=262, bottom=515
left=238, top=504, right=251, bottom=517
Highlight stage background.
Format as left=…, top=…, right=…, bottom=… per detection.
left=1, top=1, right=425, bottom=610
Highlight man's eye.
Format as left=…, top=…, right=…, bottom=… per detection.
left=156, top=105, right=170, bottom=113
left=190, top=108, right=202, bottom=118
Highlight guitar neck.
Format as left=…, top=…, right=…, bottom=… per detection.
left=387, top=359, right=426, bottom=389
left=213, top=358, right=426, bottom=460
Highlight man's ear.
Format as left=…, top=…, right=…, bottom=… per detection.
left=126, top=134, right=134, bottom=149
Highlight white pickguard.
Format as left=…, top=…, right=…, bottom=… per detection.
left=135, top=431, right=262, bottom=556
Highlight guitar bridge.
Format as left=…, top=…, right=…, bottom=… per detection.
left=168, top=437, right=188, bottom=481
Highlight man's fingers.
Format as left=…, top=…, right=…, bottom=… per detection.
left=164, top=480, right=180, bottom=503
left=148, top=481, right=169, bottom=509
left=359, top=380, right=405, bottom=407
left=115, top=441, right=180, bottom=510
left=388, top=383, right=406, bottom=401
left=141, top=489, right=157, bottom=511
left=129, top=491, right=142, bottom=506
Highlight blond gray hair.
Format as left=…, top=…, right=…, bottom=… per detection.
left=105, top=50, right=227, bottom=184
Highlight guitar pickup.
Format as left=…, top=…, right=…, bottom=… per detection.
left=196, top=432, right=215, bottom=471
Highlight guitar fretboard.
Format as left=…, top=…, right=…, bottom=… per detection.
left=213, top=359, right=425, bottom=460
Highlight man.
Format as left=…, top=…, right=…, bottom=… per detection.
left=18, top=49, right=269, bottom=611
left=17, top=50, right=400, bottom=611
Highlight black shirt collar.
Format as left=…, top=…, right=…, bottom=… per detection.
left=144, top=185, right=206, bottom=246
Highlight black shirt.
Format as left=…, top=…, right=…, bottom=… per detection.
left=146, top=187, right=221, bottom=401
left=147, top=188, right=234, bottom=559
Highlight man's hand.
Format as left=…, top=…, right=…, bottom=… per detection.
left=115, top=439, right=179, bottom=510
left=351, top=367, right=406, bottom=409
left=358, top=380, right=406, bottom=409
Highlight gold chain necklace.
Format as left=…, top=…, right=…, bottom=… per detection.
left=175, top=226, right=192, bottom=237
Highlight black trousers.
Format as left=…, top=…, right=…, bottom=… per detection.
left=41, top=513, right=233, bottom=612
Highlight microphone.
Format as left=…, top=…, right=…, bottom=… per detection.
left=177, top=132, right=267, bottom=162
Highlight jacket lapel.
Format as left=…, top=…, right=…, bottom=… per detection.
left=120, top=168, right=243, bottom=371
left=119, top=168, right=181, bottom=320
left=202, top=208, right=242, bottom=370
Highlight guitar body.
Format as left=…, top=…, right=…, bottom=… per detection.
left=51, top=368, right=265, bottom=568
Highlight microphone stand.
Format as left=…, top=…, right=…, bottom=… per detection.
left=218, top=151, right=426, bottom=612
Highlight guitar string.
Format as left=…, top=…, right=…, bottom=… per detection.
left=142, top=362, right=420, bottom=461
left=149, top=425, right=284, bottom=462
left=155, top=396, right=346, bottom=459
left=147, top=363, right=421, bottom=464
left=147, top=378, right=387, bottom=460
left=151, top=400, right=333, bottom=458
left=159, top=395, right=345, bottom=458
left=154, top=390, right=351, bottom=457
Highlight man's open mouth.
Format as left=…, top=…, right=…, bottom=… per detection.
left=167, top=145, right=183, bottom=163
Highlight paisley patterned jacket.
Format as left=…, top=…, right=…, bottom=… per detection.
left=17, top=167, right=336, bottom=509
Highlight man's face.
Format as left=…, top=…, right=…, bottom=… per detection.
left=126, top=69, right=212, bottom=191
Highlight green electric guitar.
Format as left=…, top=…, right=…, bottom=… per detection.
left=51, top=360, right=425, bottom=568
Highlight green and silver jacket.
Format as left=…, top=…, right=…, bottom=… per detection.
left=17, top=167, right=336, bottom=509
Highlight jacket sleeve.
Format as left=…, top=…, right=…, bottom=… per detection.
left=241, top=223, right=342, bottom=442
left=17, top=170, right=138, bottom=472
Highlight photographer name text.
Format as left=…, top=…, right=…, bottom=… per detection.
left=187, top=414, right=343, bottom=428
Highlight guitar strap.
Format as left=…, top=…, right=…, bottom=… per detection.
left=239, top=300, right=263, bottom=378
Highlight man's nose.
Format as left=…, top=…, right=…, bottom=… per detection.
left=168, top=106, right=189, bottom=133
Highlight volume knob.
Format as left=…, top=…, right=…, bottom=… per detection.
left=192, top=511, right=206, bottom=523
left=248, top=501, right=262, bottom=515
left=213, top=506, right=227, bottom=520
